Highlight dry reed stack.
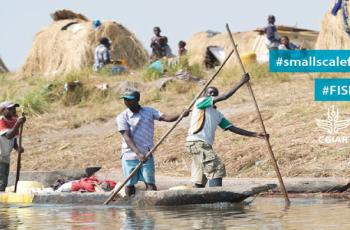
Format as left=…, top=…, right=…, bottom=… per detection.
left=21, top=9, right=148, bottom=77
left=0, top=57, right=9, bottom=73
left=316, top=0, right=350, bottom=49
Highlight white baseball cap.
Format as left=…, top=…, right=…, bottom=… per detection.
left=0, top=101, right=19, bottom=112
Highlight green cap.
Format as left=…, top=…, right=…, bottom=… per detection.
left=120, top=90, right=140, bottom=100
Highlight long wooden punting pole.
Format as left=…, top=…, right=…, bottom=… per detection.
left=225, top=23, right=290, bottom=205
left=14, top=111, right=25, bottom=193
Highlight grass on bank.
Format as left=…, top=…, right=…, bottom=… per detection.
left=142, top=56, right=204, bottom=82
left=4, top=61, right=350, bottom=177
left=0, top=62, right=301, bottom=120
left=1, top=60, right=345, bottom=130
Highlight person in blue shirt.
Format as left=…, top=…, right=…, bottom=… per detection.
left=264, top=15, right=280, bottom=50
left=93, top=37, right=112, bottom=71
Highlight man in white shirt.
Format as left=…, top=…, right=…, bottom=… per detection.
left=186, top=74, right=268, bottom=188
left=0, top=101, right=26, bottom=191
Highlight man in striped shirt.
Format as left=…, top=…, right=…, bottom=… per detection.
left=116, top=90, right=189, bottom=196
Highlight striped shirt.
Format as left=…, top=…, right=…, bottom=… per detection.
left=116, top=107, right=163, bottom=160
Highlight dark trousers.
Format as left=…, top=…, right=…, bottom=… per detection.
left=0, top=162, right=10, bottom=191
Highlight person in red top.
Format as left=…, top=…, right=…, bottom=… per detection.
left=0, top=101, right=26, bottom=191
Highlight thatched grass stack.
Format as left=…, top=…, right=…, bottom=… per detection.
left=0, top=57, right=9, bottom=73
left=21, top=10, right=148, bottom=77
left=51, top=9, right=89, bottom=21
left=316, top=0, right=350, bottom=49
left=186, top=27, right=318, bottom=67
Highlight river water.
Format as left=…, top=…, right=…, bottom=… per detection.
left=0, top=198, right=349, bottom=229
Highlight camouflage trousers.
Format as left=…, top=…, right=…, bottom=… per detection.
left=186, top=141, right=226, bottom=185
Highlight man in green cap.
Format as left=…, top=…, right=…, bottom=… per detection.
left=116, top=89, right=189, bottom=196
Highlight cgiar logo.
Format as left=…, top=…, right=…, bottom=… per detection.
left=315, top=106, right=350, bottom=144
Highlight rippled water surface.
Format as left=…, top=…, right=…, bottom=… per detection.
left=1, top=198, right=350, bottom=229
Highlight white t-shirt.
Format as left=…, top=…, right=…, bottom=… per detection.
left=186, top=97, right=232, bottom=146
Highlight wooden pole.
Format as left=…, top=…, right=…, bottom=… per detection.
left=104, top=49, right=235, bottom=205
left=226, top=24, right=290, bottom=205
left=14, top=111, right=24, bottom=193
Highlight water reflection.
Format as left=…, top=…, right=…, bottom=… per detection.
left=1, top=198, right=350, bottom=229
left=0, top=205, right=11, bottom=229
left=156, top=203, right=246, bottom=229
left=120, top=209, right=155, bottom=230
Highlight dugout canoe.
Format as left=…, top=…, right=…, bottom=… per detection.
left=0, top=183, right=276, bottom=206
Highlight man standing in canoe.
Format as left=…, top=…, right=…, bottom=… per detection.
left=186, top=74, right=268, bottom=188
left=0, top=101, right=26, bottom=191
left=116, top=89, right=189, bottom=196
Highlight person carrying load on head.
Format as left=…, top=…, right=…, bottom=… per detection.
left=185, top=74, right=269, bottom=188
left=0, top=101, right=26, bottom=191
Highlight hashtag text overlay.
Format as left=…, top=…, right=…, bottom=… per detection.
left=270, top=50, right=350, bottom=72
left=315, top=79, right=350, bottom=101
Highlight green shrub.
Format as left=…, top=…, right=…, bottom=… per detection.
left=142, top=90, right=161, bottom=104
left=166, top=81, right=194, bottom=94
left=142, top=68, right=162, bottom=82
left=188, top=63, right=204, bottom=77
left=19, top=90, right=48, bottom=115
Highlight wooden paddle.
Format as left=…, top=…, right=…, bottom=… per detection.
left=14, top=109, right=25, bottom=193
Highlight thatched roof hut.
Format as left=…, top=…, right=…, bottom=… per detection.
left=21, top=10, right=148, bottom=77
left=316, top=0, right=350, bottom=49
left=186, top=26, right=318, bottom=67
left=0, top=57, right=9, bottom=73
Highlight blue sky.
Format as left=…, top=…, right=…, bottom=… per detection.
left=1, top=0, right=330, bottom=71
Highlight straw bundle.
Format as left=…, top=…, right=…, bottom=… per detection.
left=316, top=0, right=350, bottom=49
left=21, top=10, right=148, bottom=77
left=0, top=57, right=9, bottom=73
left=51, top=9, right=89, bottom=21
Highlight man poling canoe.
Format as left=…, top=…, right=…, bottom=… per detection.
left=0, top=101, right=26, bottom=192
left=186, top=74, right=268, bottom=188
left=116, top=89, right=189, bottom=196
left=104, top=47, right=236, bottom=205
